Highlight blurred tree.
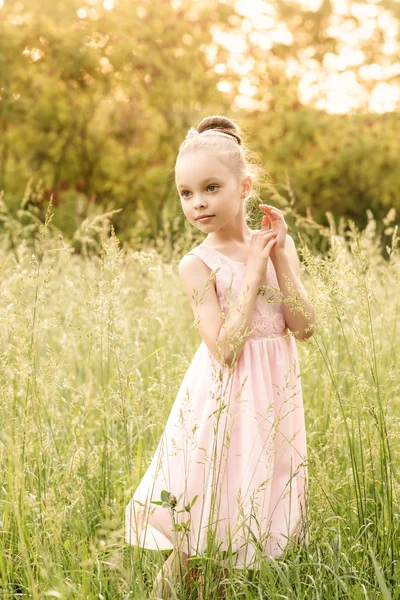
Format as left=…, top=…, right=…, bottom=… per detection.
left=0, top=0, right=399, bottom=245
left=0, top=0, right=241, bottom=237
left=245, top=108, right=400, bottom=229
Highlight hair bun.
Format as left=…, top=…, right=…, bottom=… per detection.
left=197, top=115, right=242, bottom=145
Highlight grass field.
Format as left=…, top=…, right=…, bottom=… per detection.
left=0, top=195, right=399, bottom=599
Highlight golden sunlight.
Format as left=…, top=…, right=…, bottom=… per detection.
left=214, top=0, right=400, bottom=113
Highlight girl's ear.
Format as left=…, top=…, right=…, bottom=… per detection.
left=241, top=174, right=252, bottom=198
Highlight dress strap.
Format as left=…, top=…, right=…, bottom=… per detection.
left=184, top=244, right=221, bottom=275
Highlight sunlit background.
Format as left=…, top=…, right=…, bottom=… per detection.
left=91, top=0, right=398, bottom=113
left=5, top=0, right=400, bottom=114
left=206, top=0, right=400, bottom=113
left=0, top=0, right=399, bottom=239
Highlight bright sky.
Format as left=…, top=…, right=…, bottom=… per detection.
left=212, top=0, right=400, bottom=114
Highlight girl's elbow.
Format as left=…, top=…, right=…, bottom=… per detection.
left=293, top=321, right=316, bottom=341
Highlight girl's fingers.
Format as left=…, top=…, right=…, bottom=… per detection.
left=259, top=204, right=281, bottom=211
left=259, top=205, right=283, bottom=217
left=261, top=211, right=281, bottom=220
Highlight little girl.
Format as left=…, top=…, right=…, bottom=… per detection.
left=125, top=115, right=315, bottom=597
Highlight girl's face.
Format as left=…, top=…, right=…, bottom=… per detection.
left=175, top=151, right=251, bottom=231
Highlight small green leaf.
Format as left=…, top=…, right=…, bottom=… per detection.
left=161, top=490, right=170, bottom=502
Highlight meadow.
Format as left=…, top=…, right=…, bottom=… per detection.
left=0, top=189, right=399, bottom=599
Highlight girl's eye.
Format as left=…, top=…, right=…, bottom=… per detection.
left=181, top=184, right=219, bottom=198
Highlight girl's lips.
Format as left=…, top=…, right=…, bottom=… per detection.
left=197, top=215, right=214, bottom=222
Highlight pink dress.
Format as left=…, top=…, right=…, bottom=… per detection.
left=125, top=241, right=309, bottom=569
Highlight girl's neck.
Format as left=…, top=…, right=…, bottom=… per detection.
left=205, top=226, right=255, bottom=248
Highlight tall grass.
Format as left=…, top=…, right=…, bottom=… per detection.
left=0, top=185, right=399, bottom=598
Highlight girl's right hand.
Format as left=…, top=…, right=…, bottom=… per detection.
left=247, top=229, right=278, bottom=281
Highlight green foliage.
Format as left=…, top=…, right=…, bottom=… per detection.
left=248, top=109, right=400, bottom=229
left=0, top=0, right=399, bottom=244
left=0, top=0, right=238, bottom=239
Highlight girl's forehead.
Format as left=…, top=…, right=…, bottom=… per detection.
left=175, top=154, right=230, bottom=184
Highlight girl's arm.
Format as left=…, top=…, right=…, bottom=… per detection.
left=273, top=234, right=315, bottom=340
left=179, top=253, right=267, bottom=370
left=258, top=203, right=315, bottom=341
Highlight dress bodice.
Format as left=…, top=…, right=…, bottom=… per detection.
left=185, top=242, right=288, bottom=340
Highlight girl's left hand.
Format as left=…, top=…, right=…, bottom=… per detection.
left=259, top=204, right=287, bottom=262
